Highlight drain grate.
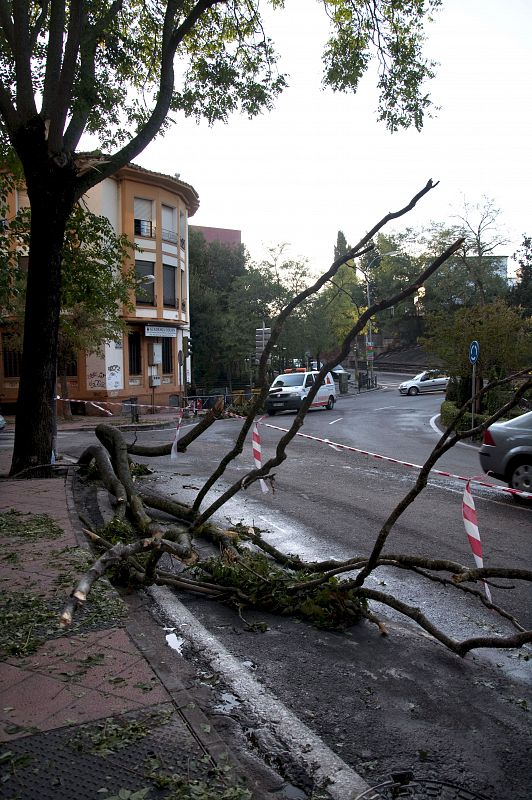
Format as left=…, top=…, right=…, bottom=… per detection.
left=0, top=704, right=209, bottom=800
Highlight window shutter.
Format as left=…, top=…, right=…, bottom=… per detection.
left=134, top=197, right=153, bottom=220
left=162, top=205, right=176, bottom=232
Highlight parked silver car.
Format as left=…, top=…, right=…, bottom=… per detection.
left=479, top=411, right=532, bottom=500
left=0, top=412, right=5, bottom=431
left=398, top=370, right=449, bottom=396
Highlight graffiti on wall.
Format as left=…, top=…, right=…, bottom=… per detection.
left=106, top=363, right=122, bottom=390
left=87, top=371, right=106, bottom=389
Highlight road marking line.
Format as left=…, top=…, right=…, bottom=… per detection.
left=260, top=420, right=531, bottom=500
left=151, top=587, right=371, bottom=800
left=329, top=417, right=343, bottom=425
left=429, top=414, right=478, bottom=449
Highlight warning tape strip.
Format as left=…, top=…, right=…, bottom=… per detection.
left=57, top=396, right=197, bottom=414
left=257, top=419, right=532, bottom=501
left=55, top=398, right=531, bottom=501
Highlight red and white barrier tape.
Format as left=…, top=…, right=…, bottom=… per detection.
left=252, top=421, right=269, bottom=493
left=54, top=398, right=531, bottom=500
left=170, top=409, right=184, bottom=461
left=258, top=420, right=532, bottom=501
left=462, top=481, right=492, bottom=602
left=88, top=401, right=113, bottom=416
left=56, top=396, right=199, bottom=415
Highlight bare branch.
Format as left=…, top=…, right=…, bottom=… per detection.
left=194, top=233, right=464, bottom=528
left=357, top=588, right=532, bottom=657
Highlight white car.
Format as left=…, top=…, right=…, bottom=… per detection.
left=399, top=370, right=449, bottom=396
left=265, top=369, right=336, bottom=415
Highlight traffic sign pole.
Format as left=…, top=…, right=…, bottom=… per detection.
left=469, top=340, right=480, bottom=430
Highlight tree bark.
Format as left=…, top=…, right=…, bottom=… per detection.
left=10, top=118, right=77, bottom=476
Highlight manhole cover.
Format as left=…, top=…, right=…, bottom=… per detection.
left=355, top=771, right=491, bottom=800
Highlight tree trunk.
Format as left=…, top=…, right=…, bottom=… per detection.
left=59, top=367, right=73, bottom=420
left=10, top=119, right=76, bottom=475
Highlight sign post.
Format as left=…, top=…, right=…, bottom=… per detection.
left=469, top=340, right=480, bottom=430
left=255, top=323, right=272, bottom=364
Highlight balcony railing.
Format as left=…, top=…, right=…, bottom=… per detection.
left=134, top=218, right=155, bottom=237
left=162, top=228, right=178, bottom=244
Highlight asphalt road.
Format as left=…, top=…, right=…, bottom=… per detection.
left=29, top=377, right=532, bottom=798
left=47, top=376, right=531, bottom=630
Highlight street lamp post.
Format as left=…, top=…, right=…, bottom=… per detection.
left=364, top=250, right=400, bottom=386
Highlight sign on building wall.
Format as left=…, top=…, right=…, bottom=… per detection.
left=105, top=341, right=124, bottom=390
left=145, top=325, right=177, bottom=337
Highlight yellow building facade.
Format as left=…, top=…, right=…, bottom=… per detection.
left=0, top=164, right=199, bottom=415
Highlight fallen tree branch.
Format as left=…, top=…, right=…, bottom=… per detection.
left=355, top=588, right=532, bottom=657
left=77, top=443, right=127, bottom=519
left=190, top=180, right=444, bottom=518
left=193, top=237, right=466, bottom=529
left=126, top=400, right=224, bottom=457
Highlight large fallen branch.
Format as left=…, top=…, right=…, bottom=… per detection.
left=65, top=183, right=532, bottom=657
left=126, top=398, right=224, bottom=457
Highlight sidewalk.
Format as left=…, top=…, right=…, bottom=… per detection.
left=0, top=438, right=286, bottom=799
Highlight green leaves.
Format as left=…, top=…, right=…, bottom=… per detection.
left=323, top=0, right=441, bottom=132
left=1, top=0, right=442, bottom=157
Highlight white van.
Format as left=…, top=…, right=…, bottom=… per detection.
left=265, top=369, right=336, bottom=416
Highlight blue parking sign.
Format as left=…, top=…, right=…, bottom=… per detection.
left=469, top=340, right=480, bottom=364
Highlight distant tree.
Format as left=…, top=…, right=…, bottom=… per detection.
left=188, top=230, right=251, bottom=388
left=407, top=198, right=510, bottom=314
left=334, top=230, right=349, bottom=262
left=358, top=233, right=420, bottom=345
left=422, top=299, right=531, bottom=407
left=509, top=235, right=532, bottom=318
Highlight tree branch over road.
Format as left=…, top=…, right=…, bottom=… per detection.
left=60, top=186, right=532, bottom=657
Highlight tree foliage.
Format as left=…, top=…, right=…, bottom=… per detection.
left=421, top=299, right=532, bottom=379
left=188, top=230, right=259, bottom=388
left=1, top=0, right=444, bottom=473
left=509, top=234, right=532, bottom=318
left=0, top=173, right=137, bottom=355
left=405, top=197, right=510, bottom=313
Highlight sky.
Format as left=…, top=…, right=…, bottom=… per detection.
left=136, top=0, right=532, bottom=275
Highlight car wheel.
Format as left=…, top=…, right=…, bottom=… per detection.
left=508, top=459, right=532, bottom=502
left=326, top=395, right=335, bottom=410
left=267, top=409, right=276, bottom=416
left=407, top=386, right=419, bottom=396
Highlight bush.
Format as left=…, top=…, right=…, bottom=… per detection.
left=439, top=401, right=489, bottom=437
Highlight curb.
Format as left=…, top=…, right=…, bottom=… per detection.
left=65, top=467, right=291, bottom=799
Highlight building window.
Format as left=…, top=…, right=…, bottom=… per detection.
left=161, top=205, right=177, bottom=244
left=163, top=264, right=177, bottom=307
left=134, top=197, right=154, bottom=237
left=135, top=260, right=155, bottom=305
left=179, top=210, right=186, bottom=250
left=2, top=336, right=21, bottom=378
left=162, top=338, right=173, bottom=374
left=128, top=332, right=142, bottom=375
